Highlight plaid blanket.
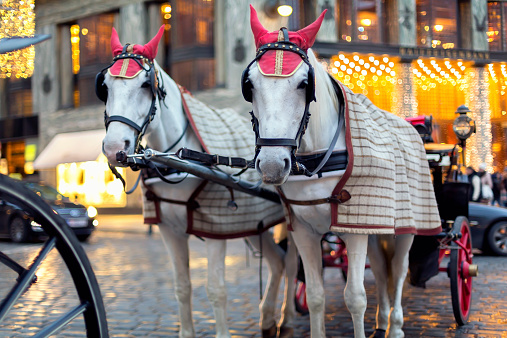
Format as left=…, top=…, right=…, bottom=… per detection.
left=142, top=90, right=284, bottom=239
left=329, top=84, right=442, bottom=235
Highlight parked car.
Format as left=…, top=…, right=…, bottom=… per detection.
left=469, top=202, right=507, bottom=256
left=0, top=181, right=97, bottom=243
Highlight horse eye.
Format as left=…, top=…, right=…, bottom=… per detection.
left=141, top=81, right=151, bottom=88
left=297, top=80, right=308, bottom=89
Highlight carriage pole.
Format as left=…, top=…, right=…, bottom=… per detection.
left=129, top=149, right=281, bottom=204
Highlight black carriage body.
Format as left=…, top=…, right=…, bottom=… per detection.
left=408, top=137, right=471, bottom=288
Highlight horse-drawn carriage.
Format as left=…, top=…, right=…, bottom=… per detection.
left=0, top=10, right=480, bottom=337
left=293, top=114, right=479, bottom=326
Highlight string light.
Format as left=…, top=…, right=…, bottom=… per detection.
left=329, top=53, right=397, bottom=112
left=465, top=68, right=493, bottom=170
left=0, top=0, right=36, bottom=78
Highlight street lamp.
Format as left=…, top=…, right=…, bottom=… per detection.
left=453, top=105, right=475, bottom=141
left=453, top=104, right=475, bottom=170
left=264, top=0, right=293, bottom=18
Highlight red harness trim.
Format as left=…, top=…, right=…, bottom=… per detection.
left=178, top=85, right=210, bottom=153
left=330, top=82, right=354, bottom=227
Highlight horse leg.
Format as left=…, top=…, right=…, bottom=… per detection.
left=367, top=235, right=389, bottom=338
left=386, top=234, right=414, bottom=338
left=279, top=232, right=298, bottom=338
left=340, top=233, right=369, bottom=338
left=205, top=239, right=231, bottom=338
left=246, top=232, right=285, bottom=337
left=291, top=219, right=326, bottom=337
left=158, top=225, right=195, bottom=338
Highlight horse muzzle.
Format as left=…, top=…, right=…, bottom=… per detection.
left=255, top=147, right=292, bottom=185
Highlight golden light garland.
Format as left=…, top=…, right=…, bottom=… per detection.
left=0, top=0, right=36, bottom=79
left=465, top=68, right=493, bottom=171
left=393, top=63, right=418, bottom=118
left=412, top=58, right=468, bottom=121
left=329, top=53, right=398, bottom=112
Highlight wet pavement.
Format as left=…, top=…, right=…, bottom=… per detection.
left=0, top=219, right=506, bottom=337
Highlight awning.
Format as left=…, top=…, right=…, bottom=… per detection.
left=33, top=129, right=106, bottom=169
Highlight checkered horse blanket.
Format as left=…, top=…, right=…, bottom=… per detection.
left=142, top=88, right=285, bottom=239
left=328, top=83, right=442, bottom=235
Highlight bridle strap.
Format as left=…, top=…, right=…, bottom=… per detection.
left=105, top=115, right=143, bottom=133
left=256, top=138, right=297, bottom=147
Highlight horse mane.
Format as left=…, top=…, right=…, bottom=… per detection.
left=308, top=49, right=339, bottom=113
left=305, top=49, right=340, bottom=150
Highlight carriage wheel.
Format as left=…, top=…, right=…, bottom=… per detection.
left=449, top=216, right=475, bottom=326
left=0, top=175, right=109, bottom=337
left=294, top=279, right=309, bottom=315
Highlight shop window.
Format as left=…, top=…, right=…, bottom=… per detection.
left=488, top=1, right=507, bottom=51
left=3, top=78, right=32, bottom=118
left=66, top=12, right=116, bottom=108
left=416, top=0, right=458, bottom=49
left=337, top=0, right=383, bottom=43
left=2, top=141, right=25, bottom=178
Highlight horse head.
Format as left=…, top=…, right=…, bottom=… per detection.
left=99, top=26, right=165, bottom=166
left=243, top=6, right=326, bottom=185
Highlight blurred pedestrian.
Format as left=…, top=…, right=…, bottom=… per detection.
left=491, top=168, right=503, bottom=206
left=467, top=166, right=482, bottom=202
left=478, top=163, right=493, bottom=204
left=502, top=168, right=507, bottom=207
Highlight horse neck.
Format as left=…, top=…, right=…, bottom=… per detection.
left=299, top=53, right=342, bottom=154
left=145, top=67, right=201, bottom=152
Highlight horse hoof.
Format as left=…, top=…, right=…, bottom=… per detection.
left=261, top=324, right=277, bottom=338
left=278, top=326, right=294, bottom=338
left=369, top=328, right=386, bottom=338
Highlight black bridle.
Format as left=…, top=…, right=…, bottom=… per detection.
left=241, top=28, right=316, bottom=162
left=95, top=44, right=167, bottom=154
left=241, top=28, right=348, bottom=177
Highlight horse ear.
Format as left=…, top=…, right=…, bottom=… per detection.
left=297, top=10, right=327, bottom=49
left=111, top=27, right=123, bottom=56
left=143, top=25, right=165, bottom=60
left=250, top=5, right=268, bottom=47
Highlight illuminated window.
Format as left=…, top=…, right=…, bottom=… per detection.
left=57, top=155, right=126, bottom=207
left=488, top=1, right=507, bottom=51
left=417, top=0, right=458, bottom=49
left=337, top=0, right=382, bottom=43
left=67, top=12, right=116, bottom=108
left=356, top=0, right=379, bottom=43
left=172, top=0, right=215, bottom=90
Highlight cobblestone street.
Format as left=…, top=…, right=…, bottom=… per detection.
left=0, top=223, right=506, bottom=337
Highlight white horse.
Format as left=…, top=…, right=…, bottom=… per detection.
left=100, top=26, right=297, bottom=338
left=243, top=6, right=441, bottom=338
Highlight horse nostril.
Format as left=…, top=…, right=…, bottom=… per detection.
left=256, top=158, right=261, bottom=168
left=284, top=158, right=291, bottom=172
left=124, top=139, right=130, bottom=150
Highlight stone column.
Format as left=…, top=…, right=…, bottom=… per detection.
left=465, top=66, right=493, bottom=169
left=461, top=0, right=488, bottom=51
left=60, top=25, right=73, bottom=109
left=398, top=0, right=417, bottom=46
left=316, top=0, right=337, bottom=42
left=119, top=3, right=147, bottom=44
left=32, top=24, right=60, bottom=121
left=223, top=0, right=287, bottom=91
left=215, top=0, right=226, bottom=86
left=471, top=0, right=488, bottom=51
left=147, top=3, right=165, bottom=67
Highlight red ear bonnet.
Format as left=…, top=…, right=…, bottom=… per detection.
left=109, top=26, right=165, bottom=78
left=250, top=5, right=326, bottom=77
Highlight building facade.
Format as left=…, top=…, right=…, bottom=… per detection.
left=0, top=0, right=506, bottom=210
